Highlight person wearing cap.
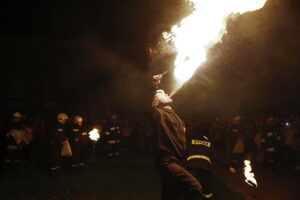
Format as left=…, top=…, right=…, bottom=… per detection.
left=47, top=113, right=69, bottom=173
left=69, top=115, right=89, bottom=170
left=152, top=74, right=202, bottom=200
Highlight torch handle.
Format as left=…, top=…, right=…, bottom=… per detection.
left=161, top=71, right=168, bottom=76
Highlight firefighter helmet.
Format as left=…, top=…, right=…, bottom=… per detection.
left=12, top=112, right=22, bottom=118
left=57, top=113, right=68, bottom=123
left=233, top=116, right=241, bottom=122
left=74, top=115, right=83, bottom=123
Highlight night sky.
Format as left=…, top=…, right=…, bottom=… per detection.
left=1, top=0, right=300, bottom=116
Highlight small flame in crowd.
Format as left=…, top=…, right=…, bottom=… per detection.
left=89, top=128, right=100, bottom=141
left=244, top=160, right=257, bottom=187
left=163, top=0, right=268, bottom=95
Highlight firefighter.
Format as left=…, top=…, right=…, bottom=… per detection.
left=48, top=113, right=69, bottom=172
left=69, top=115, right=89, bottom=169
left=152, top=74, right=202, bottom=200
left=3, top=112, right=26, bottom=166
left=187, top=123, right=213, bottom=200
left=261, top=117, right=281, bottom=168
left=225, top=116, right=251, bottom=173
left=187, top=122, right=228, bottom=199
left=104, top=114, right=121, bottom=157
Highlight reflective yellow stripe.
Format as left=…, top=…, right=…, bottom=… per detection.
left=187, top=155, right=211, bottom=164
left=50, top=166, right=60, bottom=171
left=203, top=193, right=213, bottom=199
left=108, top=140, right=116, bottom=144
left=191, top=139, right=211, bottom=147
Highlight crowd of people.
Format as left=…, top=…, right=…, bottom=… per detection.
left=186, top=115, right=300, bottom=172
left=0, top=111, right=300, bottom=172
left=0, top=111, right=155, bottom=171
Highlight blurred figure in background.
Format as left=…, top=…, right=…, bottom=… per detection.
left=226, top=116, right=251, bottom=173
left=282, top=121, right=298, bottom=167
left=121, top=119, right=132, bottom=154
left=2, top=112, right=27, bottom=167
left=69, top=115, right=89, bottom=170
left=48, top=113, right=70, bottom=173
left=30, top=118, right=47, bottom=167
left=261, top=117, right=282, bottom=169
left=104, top=114, right=121, bottom=157
left=211, top=118, right=225, bottom=153
left=292, top=130, right=300, bottom=170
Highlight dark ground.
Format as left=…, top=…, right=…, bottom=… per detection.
left=213, top=163, right=300, bottom=200
left=0, top=155, right=244, bottom=200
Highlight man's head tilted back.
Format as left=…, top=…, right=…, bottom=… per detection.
left=152, top=89, right=173, bottom=108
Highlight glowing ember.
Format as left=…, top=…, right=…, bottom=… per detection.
left=244, top=160, right=257, bottom=187
left=89, top=128, right=100, bottom=141
left=163, top=0, right=268, bottom=94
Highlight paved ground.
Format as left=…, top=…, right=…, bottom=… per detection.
left=1, top=155, right=299, bottom=200
left=213, top=163, right=300, bottom=200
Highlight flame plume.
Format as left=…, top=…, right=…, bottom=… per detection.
left=244, top=160, right=257, bottom=187
left=163, top=0, right=268, bottom=95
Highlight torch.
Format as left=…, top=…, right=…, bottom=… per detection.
left=244, top=160, right=257, bottom=187
left=89, top=128, right=100, bottom=159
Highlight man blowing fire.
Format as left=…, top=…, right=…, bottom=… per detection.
left=152, top=74, right=203, bottom=200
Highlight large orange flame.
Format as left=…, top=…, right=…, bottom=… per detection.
left=163, top=0, right=268, bottom=95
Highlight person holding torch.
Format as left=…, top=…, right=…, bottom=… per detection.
left=152, top=74, right=203, bottom=200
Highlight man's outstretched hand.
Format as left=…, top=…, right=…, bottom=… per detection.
left=152, top=74, right=163, bottom=86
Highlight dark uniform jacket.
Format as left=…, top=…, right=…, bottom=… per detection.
left=153, top=106, right=187, bottom=165
left=187, top=135, right=212, bottom=170
left=69, top=124, right=88, bottom=144
left=261, top=125, right=281, bottom=151
left=104, top=123, right=121, bottom=141
left=48, top=123, right=68, bottom=146
left=2, top=121, right=26, bottom=148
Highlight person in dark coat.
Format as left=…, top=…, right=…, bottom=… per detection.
left=152, top=74, right=202, bottom=200
left=69, top=115, right=89, bottom=169
left=225, top=116, right=251, bottom=173
left=261, top=117, right=281, bottom=168
left=2, top=112, right=26, bottom=166
left=48, top=113, right=69, bottom=172
left=104, top=114, right=121, bottom=157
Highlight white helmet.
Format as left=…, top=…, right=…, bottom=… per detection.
left=57, top=113, right=68, bottom=123
left=12, top=112, right=22, bottom=118
left=233, top=116, right=241, bottom=122
left=74, top=115, right=83, bottom=123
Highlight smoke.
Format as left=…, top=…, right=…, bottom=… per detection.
left=56, top=33, right=152, bottom=115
